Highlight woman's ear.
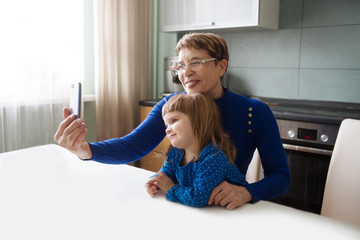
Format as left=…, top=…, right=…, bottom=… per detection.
left=217, top=59, right=228, bottom=77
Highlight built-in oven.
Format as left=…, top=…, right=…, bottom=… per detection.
left=271, top=119, right=338, bottom=214
left=259, top=98, right=360, bottom=214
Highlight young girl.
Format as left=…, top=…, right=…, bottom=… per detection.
left=145, top=93, right=248, bottom=207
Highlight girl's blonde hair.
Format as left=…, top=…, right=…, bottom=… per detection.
left=162, top=93, right=236, bottom=165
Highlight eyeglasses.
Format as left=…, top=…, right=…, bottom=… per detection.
left=173, top=58, right=217, bottom=75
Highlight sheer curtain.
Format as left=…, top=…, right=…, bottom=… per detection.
left=95, top=0, right=153, bottom=141
left=0, top=0, right=84, bottom=152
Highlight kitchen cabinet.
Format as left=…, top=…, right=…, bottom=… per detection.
left=139, top=103, right=170, bottom=172
left=159, top=0, right=279, bottom=32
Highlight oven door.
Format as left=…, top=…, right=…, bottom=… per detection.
left=270, top=144, right=332, bottom=214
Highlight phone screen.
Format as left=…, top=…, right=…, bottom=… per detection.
left=69, top=82, right=82, bottom=118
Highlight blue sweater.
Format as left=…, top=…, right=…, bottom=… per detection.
left=89, top=89, right=291, bottom=202
left=161, top=144, right=248, bottom=207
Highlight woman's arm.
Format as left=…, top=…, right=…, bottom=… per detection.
left=245, top=103, right=291, bottom=202
left=88, top=97, right=171, bottom=164
left=208, top=101, right=290, bottom=208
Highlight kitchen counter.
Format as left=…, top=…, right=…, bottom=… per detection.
left=139, top=99, right=163, bottom=107
left=140, top=95, right=360, bottom=125
left=259, top=97, right=360, bottom=125
left=0, top=145, right=359, bottom=240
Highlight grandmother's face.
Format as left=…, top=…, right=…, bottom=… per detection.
left=177, top=47, right=227, bottom=99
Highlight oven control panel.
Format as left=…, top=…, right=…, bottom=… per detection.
left=276, top=119, right=339, bottom=147
left=298, top=128, right=317, bottom=141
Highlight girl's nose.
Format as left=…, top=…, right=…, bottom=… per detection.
left=166, top=126, right=172, bottom=134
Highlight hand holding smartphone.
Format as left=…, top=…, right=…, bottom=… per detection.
left=69, top=82, right=82, bottom=118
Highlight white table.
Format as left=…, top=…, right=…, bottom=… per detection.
left=0, top=144, right=359, bottom=240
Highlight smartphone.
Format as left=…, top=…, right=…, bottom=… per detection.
left=69, top=82, right=82, bottom=118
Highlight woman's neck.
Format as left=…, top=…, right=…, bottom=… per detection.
left=209, top=84, right=225, bottom=100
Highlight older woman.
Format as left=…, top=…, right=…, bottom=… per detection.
left=54, top=32, right=290, bottom=209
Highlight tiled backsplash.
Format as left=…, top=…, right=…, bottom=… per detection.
left=221, top=0, right=360, bottom=103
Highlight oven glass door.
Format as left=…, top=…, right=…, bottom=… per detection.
left=270, top=146, right=331, bottom=214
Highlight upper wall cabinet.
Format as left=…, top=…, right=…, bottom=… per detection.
left=159, top=0, right=280, bottom=32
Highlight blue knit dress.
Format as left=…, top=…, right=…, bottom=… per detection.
left=161, top=144, right=247, bottom=207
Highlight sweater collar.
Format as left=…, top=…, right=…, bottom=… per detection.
left=215, top=88, right=234, bottom=108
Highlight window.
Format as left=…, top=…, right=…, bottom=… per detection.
left=0, top=0, right=85, bottom=152
left=0, top=0, right=84, bottom=103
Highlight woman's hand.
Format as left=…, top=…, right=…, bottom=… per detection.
left=208, top=181, right=253, bottom=210
left=145, top=172, right=175, bottom=197
left=54, top=108, right=92, bottom=159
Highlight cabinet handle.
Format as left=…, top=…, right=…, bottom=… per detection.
left=193, top=22, right=215, bottom=28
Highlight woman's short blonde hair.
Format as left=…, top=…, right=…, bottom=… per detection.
left=162, top=93, right=236, bottom=164
left=174, top=32, right=229, bottom=73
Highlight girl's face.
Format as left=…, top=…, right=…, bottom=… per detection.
left=163, top=111, right=197, bottom=154
left=177, top=47, right=227, bottom=99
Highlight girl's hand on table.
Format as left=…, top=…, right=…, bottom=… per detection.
left=146, top=177, right=159, bottom=197
left=146, top=172, right=175, bottom=196
left=153, top=172, right=175, bottom=194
